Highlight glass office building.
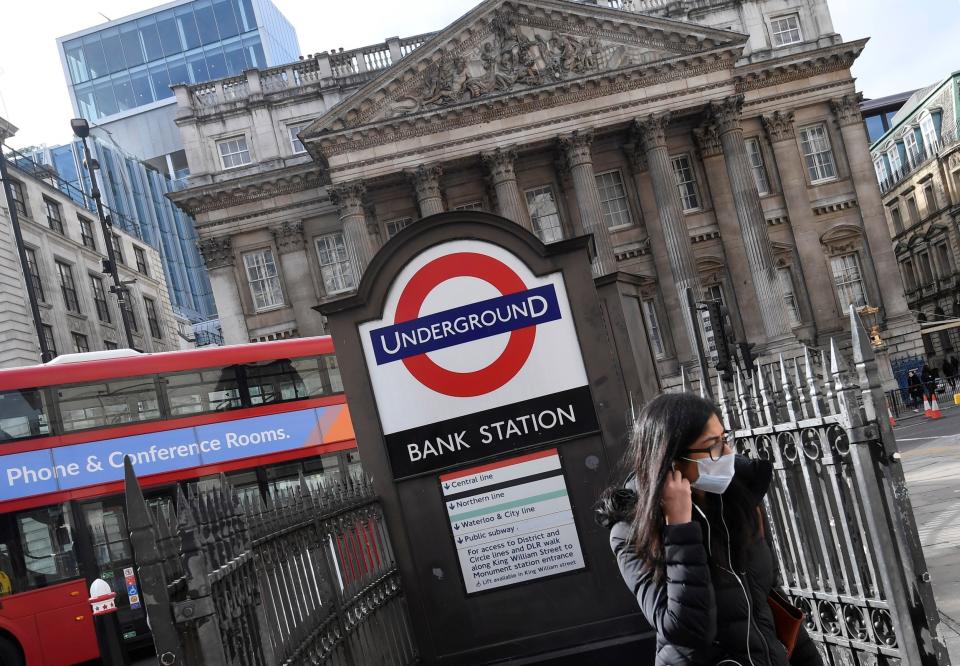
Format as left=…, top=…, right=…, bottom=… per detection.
left=59, top=0, right=299, bottom=123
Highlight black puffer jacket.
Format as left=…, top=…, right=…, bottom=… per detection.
left=607, top=456, right=822, bottom=666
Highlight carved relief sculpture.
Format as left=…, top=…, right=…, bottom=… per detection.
left=198, top=236, right=234, bottom=270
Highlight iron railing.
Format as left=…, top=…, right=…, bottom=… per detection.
left=125, top=461, right=418, bottom=665
left=716, top=308, right=951, bottom=665
left=877, top=120, right=960, bottom=194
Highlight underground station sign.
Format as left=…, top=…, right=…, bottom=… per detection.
left=359, top=239, right=599, bottom=480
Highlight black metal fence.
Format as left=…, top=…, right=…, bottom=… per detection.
left=718, top=308, right=951, bottom=665
left=124, top=461, right=418, bottom=666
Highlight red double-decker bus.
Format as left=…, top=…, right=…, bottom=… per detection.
left=0, top=337, right=358, bottom=665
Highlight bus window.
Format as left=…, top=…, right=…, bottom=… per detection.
left=323, top=355, right=344, bottom=393
left=83, top=502, right=131, bottom=567
left=345, top=450, right=364, bottom=481
left=0, top=517, right=25, bottom=596
left=58, top=377, right=161, bottom=433
left=0, top=388, right=51, bottom=442
left=225, top=470, right=260, bottom=505
left=16, top=505, right=79, bottom=589
left=163, top=366, right=242, bottom=415
left=266, top=462, right=302, bottom=495
left=303, top=454, right=344, bottom=490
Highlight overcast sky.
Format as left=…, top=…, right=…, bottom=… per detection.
left=0, top=0, right=958, bottom=150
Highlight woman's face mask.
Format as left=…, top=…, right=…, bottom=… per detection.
left=680, top=452, right=736, bottom=494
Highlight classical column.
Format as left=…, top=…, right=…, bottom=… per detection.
left=408, top=164, right=445, bottom=218
left=762, top=110, right=841, bottom=333
left=692, top=121, right=765, bottom=343
left=634, top=112, right=703, bottom=355
left=272, top=221, right=324, bottom=337
left=481, top=147, right=534, bottom=232
left=198, top=236, right=249, bottom=346
left=707, top=95, right=791, bottom=340
left=330, top=181, right=377, bottom=278
left=558, top=129, right=617, bottom=275
left=831, top=94, right=911, bottom=319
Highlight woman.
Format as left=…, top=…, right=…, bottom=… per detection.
left=596, top=393, right=822, bottom=665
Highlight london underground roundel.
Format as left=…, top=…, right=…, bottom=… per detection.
left=359, top=240, right=597, bottom=479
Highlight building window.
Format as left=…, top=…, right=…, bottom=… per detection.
left=936, top=242, right=952, bottom=278
left=217, top=136, right=251, bottom=169
left=830, top=253, right=867, bottom=309
left=595, top=170, right=632, bottom=229
left=144, top=296, right=162, bottom=339
left=56, top=261, right=81, bottom=313
left=242, top=249, right=284, bottom=311
left=79, top=215, right=97, bottom=250
left=8, top=179, right=27, bottom=217
left=874, top=157, right=888, bottom=184
left=887, top=146, right=902, bottom=175
left=906, top=196, right=919, bottom=224
left=44, top=198, right=64, bottom=234
left=525, top=186, right=563, bottom=243
left=671, top=155, right=701, bottom=212
left=133, top=246, right=149, bottom=275
left=642, top=299, right=665, bottom=358
left=385, top=217, right=413, bottom=239
left=90, top=274, right=111, bottom=323
left=454, top=201, right=484, bottom=211
left=904, top=131, right=920, bottom=168
left=315, top=232, right=356, bottom=295
left=41, top=324, right=57, bottom=357
left=889, top=205, right=903, bottom=234
left=923, top=183, right=937, bottom=214
left=103, top=340, right=118, bottom=350
left=778, top=267, right=801, bottom=325
left=124, top=301, right=139, bottom=334
left=72, top=332, right=90, bottom=354
left=111, top=234, right=125, bottom=265
left=24, top=247, right=45, bottom=303
left=920, top=115, right=939, bottom=155
left=918, top=251, right=934, bottom=285
left=799, top=124, right=837, bottom=183
left=770, top=13, right=802, bottom=46
left=700, top=284, right=726, bottom=360
left=746, top=138, right=771, bottom=195
left=288, top=125, right=307, bottom=154
left=902, top=259, right=917, bottom=291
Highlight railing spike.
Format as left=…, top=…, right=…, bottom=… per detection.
left=779, top=354, right=798, bottom=422
left=793, top=353, right=809, bottom=419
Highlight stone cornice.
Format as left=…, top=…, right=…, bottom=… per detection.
left=169, top=166, right=325, bottom=216
left=733, top=38, right=867, bottom=94
left=195, top=198, right=336, bottom=233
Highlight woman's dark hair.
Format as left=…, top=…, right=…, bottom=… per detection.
left=595, top=392, right=757, bottom=582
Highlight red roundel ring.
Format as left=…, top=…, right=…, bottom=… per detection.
left=394, top=252, right=536, bottom=397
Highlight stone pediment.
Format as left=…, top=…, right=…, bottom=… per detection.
left=301, top=0, right=745, bottom=164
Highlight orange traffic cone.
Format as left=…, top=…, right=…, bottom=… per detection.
left=885, top=396, right=896, bottom=427
left=928, top=393, right=943, bottom=419
left=923, top=393, right=932, bottom=417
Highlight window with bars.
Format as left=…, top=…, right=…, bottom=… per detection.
left=24, top=247, right=45, bottom=303
left=316, top=233, right=356, bottom=295
left=242, top=249, right=284, bottom=311
left=642, top=299, right=666, bottom=358
left=41, top=325, right=57, bottom=357
left=524, top=186, right=563, bottom=243
left=746, top=138, right=771, bottom=195
left=79, top=216, right=97, bottom=250
left=103, top=340, right=118, bottom=350
left=671, top=155, right=701, bottom=212
left=799, top=124, right=836, bottom=183
left=72, top=332, right=89, bottom=354
left=595, top=170, right=632, bottom=228
left=770, top=13, right=802, bottom=46
left=830, top=253, right=867, bottom=309
left=288, top=125, right=307, bottom=154
left=778, top=267, right=801, bottom=325
left=385, top=217, right=413, bottom=239
left=111, top=234, right=125, bottom=265
left=56, top=261, right=81, bottom=313
left=90, top=275, right=111, bottom=323
left=144, top=296, right=162, bottom=339
left=133, top=246, right=148, bottom=275
left=8, top=179, right=27, bottom=217
left=217, top=136, right=251, bottom=169
left=44, top=198, right=64, bottom=234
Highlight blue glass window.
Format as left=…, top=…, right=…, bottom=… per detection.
left=65, top=40, right=88, bottom=84
left=205, top=47, right=228, bottom=79
left=119, top=24, right=145, bottom=68
left=100, top=28, right=126, bottom=74
left=149, top=63, right=173, bottom=100
left=138, top=16, right=163, bottom=61
left=195, top=1, right=220, bottom=45
left=213, top=0, right=240, bottom=39
left=186, top=53, right=209, bottom=83
left=177, top=7, right=202, bottom=50
left=114, top=75, right=137, bottom=112
left=238, top=0, right=255, bottom=31
left=82, top=34, right=108, bottom=80
left=93, top=79, right=118, bottom=116
left=167, top=57, right=189, bottom=86
left=224, top=43, right=247, bottom=75
left=157, top=11, right=182, bottom=57
left=130, top=68, right=153, bottom=106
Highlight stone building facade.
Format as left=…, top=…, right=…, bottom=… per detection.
left=170, top=0, right=919, bottom=390
left=1, top=118, right=180, bottom=368
left=870, top=71, right=960, bottom=367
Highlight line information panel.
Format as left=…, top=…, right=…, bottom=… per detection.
left=440, top=449, right=584, bottom=594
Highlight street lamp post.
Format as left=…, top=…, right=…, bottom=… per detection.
left=71, top=118, right=137, bottom=350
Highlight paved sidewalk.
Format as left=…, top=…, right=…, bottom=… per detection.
left=898, top=416, right=960, bottom=660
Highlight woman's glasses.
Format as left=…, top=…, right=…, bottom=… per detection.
left=682, top=433, right=730, bottom=461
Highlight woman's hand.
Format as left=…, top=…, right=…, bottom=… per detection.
left=661, top=469, right=692, bottom=525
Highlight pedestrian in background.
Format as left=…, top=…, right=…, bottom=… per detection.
left=921, top=363, right=937, bottom=399
left=907, top=369, right=924, bottom=412
left=596, top=393, right=822, bottom=665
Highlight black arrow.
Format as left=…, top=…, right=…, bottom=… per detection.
left=457, top=537, right=463, bottom=544
left=448, top=503, right=455, bottom=510
left=443, top=483, right=450, bottom=490
left=454, top=523, right=460, bottom=531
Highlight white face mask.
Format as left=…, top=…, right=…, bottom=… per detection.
left=681, top=452, right=736, bottom=494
